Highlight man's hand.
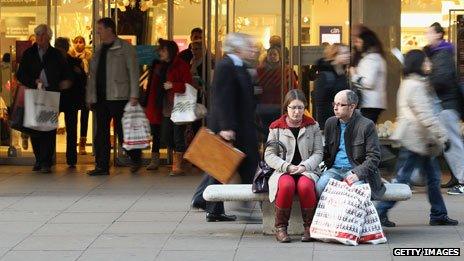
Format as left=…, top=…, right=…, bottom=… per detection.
left=219, top=130, right=236, bottom=141
left=345, top=172, right=359, bottom=186
left=290, top=165, right=306, bottom=175
left=130, top=97, right=138, bottom=106
left=163, top=81, right=173, bottom=90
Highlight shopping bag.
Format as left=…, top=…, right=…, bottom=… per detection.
left=171, top=83, right=198, bottom=124
left=23, top=89, right=60, bottom=131
left=359, top=200, right=387, bottom=244
left=310, top=179, right=372, bottom=246
left=122, top=103, right=151, bottom=150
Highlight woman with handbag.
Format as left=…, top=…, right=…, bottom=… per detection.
left=144, top=39, right=193, bottom=175
left=264, top=89, right=323, bottom=243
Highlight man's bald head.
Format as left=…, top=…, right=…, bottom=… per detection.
left=333, top=90, right=358, bottom=122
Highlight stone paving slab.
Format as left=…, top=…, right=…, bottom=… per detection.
left=1, top=251, right=81, bottom=261
left=0, top=165, right=463, bottom=261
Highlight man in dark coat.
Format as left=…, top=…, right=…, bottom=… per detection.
left=192, top=33, right=259, bottom=222
left=425, top=22, right=464, bottom=194
left=316, top=90, right=386, bottom=200
left=16, top=24, right=71, bottom=173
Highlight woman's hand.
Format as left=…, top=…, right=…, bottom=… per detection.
left=163, top=81, right=173, bottom=90
left=290, top=165, right=306, bottom=175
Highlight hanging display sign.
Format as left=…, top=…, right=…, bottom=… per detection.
left=319, top=26, right=342, bottom=45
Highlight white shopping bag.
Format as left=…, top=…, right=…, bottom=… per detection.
left=310, top=179, right=387, bottom=246
left=23, top=89, right=60, bottom=131
left=171, top=83, right=198, bottom=124
left=122, top=103, right=151, bottom=150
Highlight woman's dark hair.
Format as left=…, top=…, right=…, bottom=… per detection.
left=2, top=53, right=11, bottom=63
left=430, top=22, right=445, bottom=39
left=403, top=49, right=426, bottom=77
left=158, top=38, right=179, bottom=62
left=358, top=28, right=385, bottom=57
left=283, top=89, right=308, bottom=113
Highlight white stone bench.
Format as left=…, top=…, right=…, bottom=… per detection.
left=203, top=183, right=411, bottom=235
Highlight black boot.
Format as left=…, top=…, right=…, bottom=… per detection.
left=379, top=214, right=396, bottom=227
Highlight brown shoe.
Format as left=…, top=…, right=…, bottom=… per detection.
left=301, top=208, right=315, bottom=242
left=170, top=151, right=184, bottom=176
left=146, top=152, right=160, bottom=170
left=79, top=137, right=87, bottom=155
left=275, top=206, right=291, bottom=243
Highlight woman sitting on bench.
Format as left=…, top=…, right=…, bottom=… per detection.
left=265, top=89, right=323, bottom=243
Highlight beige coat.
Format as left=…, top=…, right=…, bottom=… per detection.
left=264, top=118, right=323, bottom=202
left=86, top=38, right=139, bottom=104
left=391, top=74, right=447, bottom=156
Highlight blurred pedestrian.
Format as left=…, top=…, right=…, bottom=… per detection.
left=376, top=49, right=458, bottom=226
left=424, top=22, right=464, bottom=194
left=193, top=33, right=259, bottom=222
left=350, top=27, right=387, bottom=123
left=256, top=46, right=298, bottom=136
left=179, top=28, right=203, bottom=63
left=313, top=44, right=350, bottom=129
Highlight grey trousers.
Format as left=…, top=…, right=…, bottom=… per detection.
left=439, top=109, right=464, bottom=184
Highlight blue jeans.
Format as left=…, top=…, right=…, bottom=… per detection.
left=316, top=167, right=364, bottom=197
left=376, top=149, right=448, bottom=221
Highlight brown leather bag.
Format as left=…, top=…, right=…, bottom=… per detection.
left=184, top=127, right=245, bottom=184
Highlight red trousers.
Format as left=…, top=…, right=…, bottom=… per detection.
left=275, top=174, right=317, bottom=209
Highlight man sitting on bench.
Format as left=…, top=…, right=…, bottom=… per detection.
left=316, top=90, right=386, bottom=200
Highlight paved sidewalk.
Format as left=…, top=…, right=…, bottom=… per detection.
left=0, top=165, right=462, bottom=261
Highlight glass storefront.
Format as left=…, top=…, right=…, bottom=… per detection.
left=11, top=1, right=459, bottom=165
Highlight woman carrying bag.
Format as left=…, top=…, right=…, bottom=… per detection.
left=264, top=89, right=323, bottom=243
left=143, top=39, right=193, bottom=175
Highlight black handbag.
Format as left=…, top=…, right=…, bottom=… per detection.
left=252, top=129, right=287, bottom=193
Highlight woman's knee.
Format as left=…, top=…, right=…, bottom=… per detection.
left=277, top=175, right=296, bottom=193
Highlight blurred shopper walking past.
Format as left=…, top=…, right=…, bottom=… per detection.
left=70, top=36, right=92, bottom=155
left=424, top=22, right=464, bottom=194
left=313, top=44, right=350, bottom=129
left=143, top=39, right=193, bottom=174
left=194, top=33, right=259, bottom=222
left=376, top=50, right=458, bottom=226
left=350, top=27, right=387, bottom=124
left=256, top=46, right=298, bottom=136
left=264, top=89, right=323, bottom=243
left=86, top=18, right=141, bottom=175
left=16, top=24, right=71, bottom=173
left=55, top=37, right=87, bottom=168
